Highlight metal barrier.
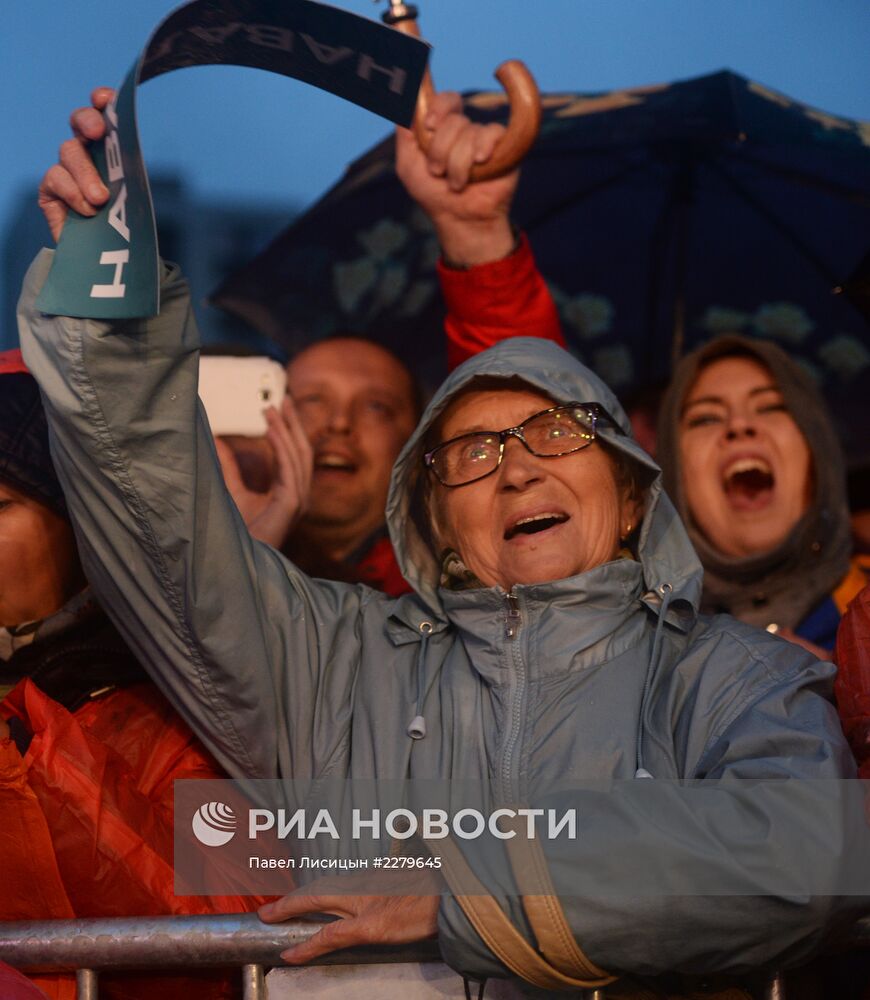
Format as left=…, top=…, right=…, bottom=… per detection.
left=3, top=913, right=868, bottom=999
left=0, top=913, right=440, bottom=999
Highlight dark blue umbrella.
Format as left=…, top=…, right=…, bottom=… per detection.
left=213, top=69, right=870, bottom=463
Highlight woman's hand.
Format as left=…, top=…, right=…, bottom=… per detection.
left=396, top=91, right=519, bottom=267
left=258, top=873, right=440, bottom=963
left=216, top=396, right=313, bottom=549
left=38, top=87, right=114, bottom=242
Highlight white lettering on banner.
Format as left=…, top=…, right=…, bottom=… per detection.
left=90, top=250, right=129, bottom=298
left=105, top=131, right=124, bottom=182
left=107, top=184, right=130, bottom=242
left=90, top=92, right=131, bottom=301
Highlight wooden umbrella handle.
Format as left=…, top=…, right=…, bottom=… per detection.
left=387, top=6, right=541, bottom=182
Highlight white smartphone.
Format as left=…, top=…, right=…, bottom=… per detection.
left=198, top=355, right=286, bottom=437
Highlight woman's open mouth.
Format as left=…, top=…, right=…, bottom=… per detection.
left=504, top=511, right=570, bottom=541
left=722, top=457, right=775, bottom=511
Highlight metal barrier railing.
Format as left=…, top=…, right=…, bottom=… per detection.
left=0, top=912, right=440, bottom=999
left=3, top=913, right=869, bottom=999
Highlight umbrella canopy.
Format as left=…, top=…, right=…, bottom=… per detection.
left=213, top=69, right=870, bottom=463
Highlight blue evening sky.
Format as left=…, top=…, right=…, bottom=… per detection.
left=2, top=0, right=868, bottom=279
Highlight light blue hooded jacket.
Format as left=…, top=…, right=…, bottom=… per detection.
left=19, top=251, right=864, bottom=987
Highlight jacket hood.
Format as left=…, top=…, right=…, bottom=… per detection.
left=657, top=334, right=852, bottom=629
left=387, top=338, right=703, bottom=618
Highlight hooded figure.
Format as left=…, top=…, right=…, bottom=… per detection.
left=18, top=252, right=865, bottom=992
left=0, top=351, right=265, bottom=1000
left=657, top=335, right=859, bottom=647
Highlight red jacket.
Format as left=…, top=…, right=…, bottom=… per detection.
left=356, top=533, right=413, bottom=596
left=439, top=233, right=565, bottom=370
left=835, top=581, right=870, bottom=779
left=0, top=678, right=267, bottom=1000
left=0, top=963, right=50, bottom=1000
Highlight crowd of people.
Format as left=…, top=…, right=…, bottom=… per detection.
left=1, top=76, right=869, bottom=1000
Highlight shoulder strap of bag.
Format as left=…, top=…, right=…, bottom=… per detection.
left=430, top=834, right=616, bottom=990
left=502, top=812, right=611, bottom=982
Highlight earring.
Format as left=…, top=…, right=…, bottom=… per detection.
left=622, top=522, right=633, bottom=541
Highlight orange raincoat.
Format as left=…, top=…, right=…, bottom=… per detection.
left=1, top=679, right=267, bottom=1000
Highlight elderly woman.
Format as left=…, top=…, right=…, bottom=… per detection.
left=656, top=336, right=866, bottom=656
left=19, top=212, right=866, bottom=996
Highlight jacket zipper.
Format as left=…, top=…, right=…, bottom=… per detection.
left=504, top=592, right=521, bottom=638
left=501, top=591, right=525, bottom=796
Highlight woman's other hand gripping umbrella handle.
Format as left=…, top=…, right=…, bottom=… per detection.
left=382, top=1, right=542, bottom=182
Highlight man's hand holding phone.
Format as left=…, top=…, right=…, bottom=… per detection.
left=214, top=394, right=313, bottom=550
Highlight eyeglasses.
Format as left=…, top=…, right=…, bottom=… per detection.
left=424, top=402, right=624, bottom=488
